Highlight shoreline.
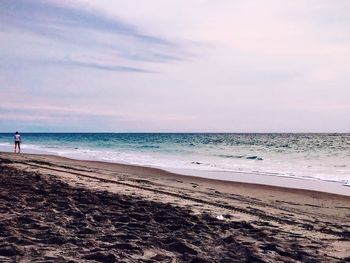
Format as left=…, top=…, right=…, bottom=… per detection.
left=1, top=136, right=349, bottom=192
left=1, top=150, right=349, bottom=197
left=167, top=167, right=350, bottom=197
left=1, top=151, right=350, bottom=261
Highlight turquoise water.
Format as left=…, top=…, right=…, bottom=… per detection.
left=0, top=133, right=349, bottom=185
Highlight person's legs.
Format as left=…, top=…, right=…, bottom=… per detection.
left=18, top=142, right=20, bottom=153
left=14, top=142, right=19, bottom=153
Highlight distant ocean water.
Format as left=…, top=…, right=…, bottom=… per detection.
left=0, top=133, right=349, bottom=186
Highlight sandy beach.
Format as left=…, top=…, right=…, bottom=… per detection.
left=0, top=152, right=349, bottom=262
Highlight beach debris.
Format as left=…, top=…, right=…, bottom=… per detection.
left=216, top=214, right=224, bottom=220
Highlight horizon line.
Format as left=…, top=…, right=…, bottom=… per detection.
left=0, top=131, right=349, bottom=134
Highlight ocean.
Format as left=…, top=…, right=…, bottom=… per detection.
left=0, top=133, right=349, bottom=186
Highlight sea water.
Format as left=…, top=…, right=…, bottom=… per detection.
left=0, top=133, right=349, bottom=186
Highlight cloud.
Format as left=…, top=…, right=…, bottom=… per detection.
left=0, top=0, right=168, bottom=44
left=0, top=104, right=124, bottom=131
left=36, top=59, right=153, bottom=73
left=0, top=0, right=189, bottom=71
left=0, top=104, right=199, bottom=132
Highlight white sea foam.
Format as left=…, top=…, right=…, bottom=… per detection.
left=1, top=142, right=348, bottom=187
left=0, top=133, right=349, bottom=189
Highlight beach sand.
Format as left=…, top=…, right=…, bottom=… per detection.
left=0, top=152, right=349, bottom=262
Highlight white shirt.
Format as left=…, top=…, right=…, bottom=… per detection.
left=14, top=134, right=21, bottom=142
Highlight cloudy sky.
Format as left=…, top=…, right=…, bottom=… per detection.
left=0, top=0, right=349, bottom=132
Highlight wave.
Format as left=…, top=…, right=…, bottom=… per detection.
left=278, top=144, right=291, bottom=148
left=217, top=154, right=245, bottom=159
left=217, top=154, right=263, bottom=160
left=246, top=156, right=263, bottom=160
left=1, top=134, right=349, bottom=187
left=137, top=145, right=160, bottom=149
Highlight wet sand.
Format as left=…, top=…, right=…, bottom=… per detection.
left=0, top=152, right=349, bottom=262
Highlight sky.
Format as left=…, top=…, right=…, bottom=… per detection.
left=0, top=0, right=349, bottom=132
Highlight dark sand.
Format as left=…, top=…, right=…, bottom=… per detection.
left=0, top=152, right=350, bottom=262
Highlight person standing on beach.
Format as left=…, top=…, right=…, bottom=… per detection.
left=14, top=131, right=21, bottom=153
